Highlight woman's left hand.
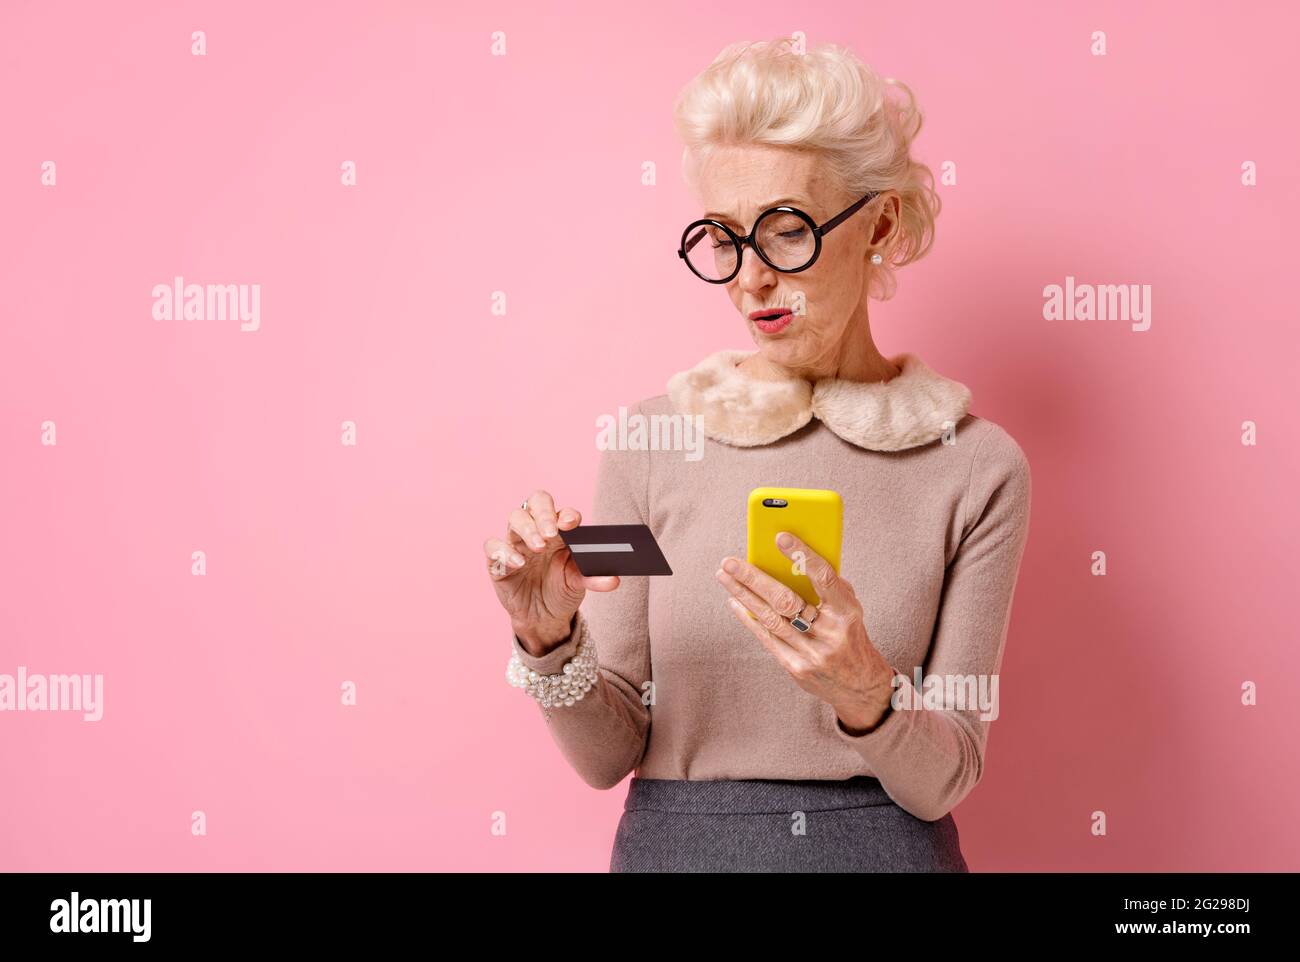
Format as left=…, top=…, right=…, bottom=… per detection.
left=715, top=531, right=896, bottom=734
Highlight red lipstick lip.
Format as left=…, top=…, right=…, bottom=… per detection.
left=748, top=308, right=792, bottom=320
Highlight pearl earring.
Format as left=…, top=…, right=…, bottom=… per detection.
left=870, top=252, right=883, bottom=265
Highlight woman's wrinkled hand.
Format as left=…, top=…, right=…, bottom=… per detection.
left=714, top=531, right=896, bottom=734
left=483, top=489, right=620, bottom=657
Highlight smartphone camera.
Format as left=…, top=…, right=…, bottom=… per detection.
left=761, top=498, right=789, bottom=508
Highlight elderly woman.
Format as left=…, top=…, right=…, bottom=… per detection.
left=484, top=37, right=1031, bottom=872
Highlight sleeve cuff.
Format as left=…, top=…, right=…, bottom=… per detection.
left=511, top=610, right=585, bottom=676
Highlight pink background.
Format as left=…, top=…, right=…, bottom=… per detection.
left=2, top=1, right=1297, bottom=871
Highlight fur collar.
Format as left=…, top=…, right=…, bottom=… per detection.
left=665, top=349, right=972, bottom=451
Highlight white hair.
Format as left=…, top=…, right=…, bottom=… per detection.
left=672, top=37, right=940, bottom=300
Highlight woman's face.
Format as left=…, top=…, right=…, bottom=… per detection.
left=691, top=143, right=886, bottom=374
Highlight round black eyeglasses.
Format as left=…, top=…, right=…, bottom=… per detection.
left=678, top=190, right=880, bottom=284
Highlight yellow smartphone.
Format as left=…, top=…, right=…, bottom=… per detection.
left=746, top=487, right=843, bottom=607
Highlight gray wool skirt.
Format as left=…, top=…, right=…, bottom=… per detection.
left=609, top=775, right=969, bottom=873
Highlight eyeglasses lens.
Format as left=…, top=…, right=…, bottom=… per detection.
left=683, top=211, right=815, bottom=281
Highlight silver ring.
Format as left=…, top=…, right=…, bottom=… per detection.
left=790, top=603, right=819, bottom=633
left=520, top=499, right=529, bottom=510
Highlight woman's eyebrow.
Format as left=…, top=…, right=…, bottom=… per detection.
left=704, top=197, right=806, bottom=224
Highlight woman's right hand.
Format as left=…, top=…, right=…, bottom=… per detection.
left=483, top=489, right=621, bottom=657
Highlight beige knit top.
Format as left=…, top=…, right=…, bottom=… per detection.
left=511, top=349, right=1032, bottom=822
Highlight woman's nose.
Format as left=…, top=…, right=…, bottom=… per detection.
left=735, top=241, right=777, bottom=292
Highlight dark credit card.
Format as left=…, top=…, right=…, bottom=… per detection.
left=559, top=524, right=673, bottom=576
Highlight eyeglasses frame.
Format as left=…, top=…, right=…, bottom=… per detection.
left=677, top=189, right=881, bottom=284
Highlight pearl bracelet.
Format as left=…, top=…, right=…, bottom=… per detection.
left=506, top=614, right=599, bottom=711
